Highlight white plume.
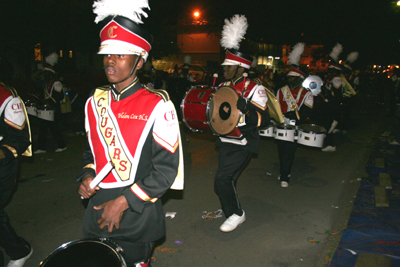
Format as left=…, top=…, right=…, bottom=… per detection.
left=346, top=52, right=359, bottom=63
left=329, top=43, right=343, bottom=62
left=45, top=53, right=58, bottom=66
left=93, top=0, right=150, bottom=24
left=288, top=43, right=304, bottom=66
left=220, top=14, right=248, bottom=50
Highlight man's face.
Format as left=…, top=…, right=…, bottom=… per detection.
left=223, top=65, right=240, bottom=80
left=287, top=75, right=303, bottom=90
left=103, top=54, right=140, bottom=91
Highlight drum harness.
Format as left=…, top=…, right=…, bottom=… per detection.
left=283, top=86, right=303, bottom=121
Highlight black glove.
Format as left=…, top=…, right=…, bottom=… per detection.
left=237, top=97, right=250, bottom=114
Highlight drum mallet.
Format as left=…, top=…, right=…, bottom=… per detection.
left=212, top=73, right=218, bottom=87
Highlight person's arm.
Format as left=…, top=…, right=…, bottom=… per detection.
left=0, top=96, right=30, bottom=165
left=237, top=83, right=270, bottom=130
left=122, top=100, right=180, bottom=213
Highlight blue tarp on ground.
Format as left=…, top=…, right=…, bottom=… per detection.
left=330, top=141, right=400, bottom=266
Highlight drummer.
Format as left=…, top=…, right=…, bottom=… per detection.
left=214, top=15, right=270, bottom=233
left=276, top=43, right=314, bottom=188
left=76, top=1, right=183, bottom=266
left=33, top=53, right=67, bottom=154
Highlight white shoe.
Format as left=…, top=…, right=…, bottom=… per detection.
left=281, top=181, right=289, bottom=188
left=55, top=147, right=67, bottom=153
left=389, top=140, right=400, bottom=145
left=220, top=211, right=246, bottom=232
left=322, top=146, right=336, bottom=152
left=7, top=247, right=33, bottom=267
left=33, top=149, right=46, bottom=154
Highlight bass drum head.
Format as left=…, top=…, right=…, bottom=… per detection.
left=40, top=239, right=126, bottom=267
left=207, top=86, right=240, bottom=135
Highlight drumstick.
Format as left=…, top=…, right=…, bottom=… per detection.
left=90, top=161, right=114, bottom=189
left=80, top=161, right=114, bottom=199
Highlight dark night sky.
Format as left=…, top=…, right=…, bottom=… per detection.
left=1, top=0, right=400, bottom=69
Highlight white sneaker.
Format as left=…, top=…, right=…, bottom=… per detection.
left=33, top=149, right=46, bottom=154
left=281, top=181, right=289, bottom=188
left=389, top=140, right=400, bottom=145
left=322, top=146, right=336, bottom=152
left=55, top=147, right=67, bottom=153
left=220, top=211, right=246, bottom=232
left=7, top=247, right=33, bottom=267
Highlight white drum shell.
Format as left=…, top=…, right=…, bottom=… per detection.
left=259, top=126, right=275, bottom=137
left=26, top=106, right=37, bottom=116
left=37, top=109, right=54, bottom=121
left=274, top=126, right=296, bottom=142
left=297, top=128, right=325, bottom=148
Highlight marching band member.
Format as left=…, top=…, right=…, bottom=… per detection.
left=320, top=44, right=356, bottom=151
left=276, top=43, right=314, bottom=188
left=0, top=61, right=33, bottom=267
left=33, top=53, right=67, bottom=154
left=76, top=1, right=183, bottom=266
left=215, top=15, right=270, bottom=232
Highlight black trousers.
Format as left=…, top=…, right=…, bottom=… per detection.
left=214, top=145, right=253, bottom=218
left=277, top=140, right=298, bottom=182
left=0, top=161, right=30, bottom=264
left=37, top=112, right=66, bottom=150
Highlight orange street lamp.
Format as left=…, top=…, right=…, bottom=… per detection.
left=194, top=11, right=200, bottom=18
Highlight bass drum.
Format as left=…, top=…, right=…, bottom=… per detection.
left=207, top=86, right=240, bottom=135
left=297, top=124, right=326, bottom=148
left=181, top=86, right=240, bottom=136
left=40, top=238, right=126, bottom=267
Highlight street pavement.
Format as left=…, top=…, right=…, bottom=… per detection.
left=3, top=92, right=391, bottom=267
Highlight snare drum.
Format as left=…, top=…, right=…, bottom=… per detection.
left=40, top=238, right=126, bottom=267
left=259, top=125, right=275, bottom=137
left=181, top=86, right=240, bottom=135
left=274, top=124, right=296, bottom=142
left=24, top=100, right=37, bottom=117
left=297, top=124, right=326, bottom=148
left=37, top=104, right=54, bottom=121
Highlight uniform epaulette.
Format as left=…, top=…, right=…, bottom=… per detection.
left=97, top=85, right=112, bottom=91
left=146, top=87, right=170, bottom=102
left=253, top=78, right=262, bottom=85
left=0, top=82, right=18, bottom=98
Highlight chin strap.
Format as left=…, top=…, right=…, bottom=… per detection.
left=111, top=53, right=144, bottom=86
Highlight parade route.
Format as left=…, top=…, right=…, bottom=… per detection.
left=4, top=93, right=391, bottom=267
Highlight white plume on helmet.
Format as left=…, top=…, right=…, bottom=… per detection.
left=93, top=0, right=150, bottom=24
left=288, top=43, right=304, bottom=66
left=346, top=52, right=359, bottom=63
left=45, top=53, right=59, bottom=66
left=220, top=14, right=248, bottom=50
left=329, top=43, right=343, bottom=62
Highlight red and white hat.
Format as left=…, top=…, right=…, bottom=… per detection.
left=221, top=49, right=253, bottom=69
left=220, top=15, right=253, bottom=70
left=93, top=0, right=153, bottom=61
left=287, top=65, right=307, bottom=78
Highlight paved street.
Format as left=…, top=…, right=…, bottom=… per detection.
left=4, top=92, right=391, bottom=267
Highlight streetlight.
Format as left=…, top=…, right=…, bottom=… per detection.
left=193, top=11, right=200, bottom=18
